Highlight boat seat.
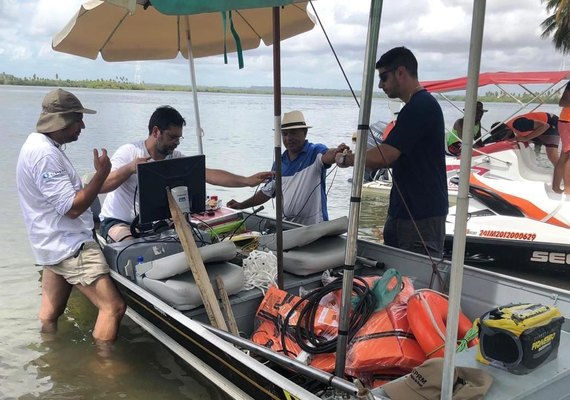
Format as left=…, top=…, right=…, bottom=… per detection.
left=142, top=261, right=244, bottom=310
left=136, top=241, right=244, bottom=310
left=258, top=217, right=348, bottom=276
left=281, top=236, right=346, bottom=276
left=137, top=241, right=238, bottom=280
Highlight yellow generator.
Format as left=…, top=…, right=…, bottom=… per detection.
left=476, top=303, right=564, bottom=375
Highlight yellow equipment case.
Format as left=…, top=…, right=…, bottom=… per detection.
left=476, top=303, right=564, bottom=375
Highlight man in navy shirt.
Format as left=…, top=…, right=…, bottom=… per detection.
left=336, top=46, right=448, bottom=257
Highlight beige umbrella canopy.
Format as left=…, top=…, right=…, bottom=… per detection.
left=52, top=0, right=315, bottom=61
left=53, top=0, right=315, bottom=153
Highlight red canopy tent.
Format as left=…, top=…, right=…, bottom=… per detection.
left=421, top=70, right=570, bottom=92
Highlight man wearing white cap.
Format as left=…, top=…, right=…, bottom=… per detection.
left=16, top=89, right=125, bottom=344
left=227, top=110, right=349, bottom=225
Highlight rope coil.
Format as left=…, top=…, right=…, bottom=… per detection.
left=242, top=250, right=277, bottom=294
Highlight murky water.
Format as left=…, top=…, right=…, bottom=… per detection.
left=0, top=86, right=566, bottom=399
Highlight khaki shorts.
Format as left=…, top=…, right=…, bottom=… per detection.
left=45, top=242, right=110, bottom=286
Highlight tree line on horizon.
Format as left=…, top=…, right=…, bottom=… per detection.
left=0, top=72, right=564, bottom=104
left=0, top=72, right=364, bottom=97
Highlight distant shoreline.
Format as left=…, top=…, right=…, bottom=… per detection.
left=0, top=73, right=559, bottom=104
left=1, top=73, right=370, bottom=98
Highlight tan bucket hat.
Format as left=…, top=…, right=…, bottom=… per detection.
left=281, top=110, right=312, bottom=130
left=36, top=89, right=96, bottom=133
left=383, top=358, right=493, bottom=400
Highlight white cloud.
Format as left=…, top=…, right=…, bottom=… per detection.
left=0, top=0, right=567, bottom=88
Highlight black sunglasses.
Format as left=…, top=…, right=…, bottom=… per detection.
left=379, top=67, right=397, bottom=83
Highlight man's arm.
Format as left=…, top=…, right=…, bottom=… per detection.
left=452, top=118, right=464, bottom=140
left=336, top=143, right=400, bottom=169
left=66, top=149, right=111, bottom=219
left=226, top=191, right=271, bottom=209
left=206, top=168, right=273, bottom=187
left=100, top=156, right=150, bottom=193
left=321, top=143, right=350, bottom=165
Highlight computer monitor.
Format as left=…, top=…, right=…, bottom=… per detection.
left=137, top=155, right=206, bottom=225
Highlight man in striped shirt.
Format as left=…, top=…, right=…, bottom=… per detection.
left=227, top=111, right=348, bottom=225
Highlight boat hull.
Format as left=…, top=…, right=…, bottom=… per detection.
left=444, top=235, right=570, bottom=275
left=112, top=269, right=321, bottom=400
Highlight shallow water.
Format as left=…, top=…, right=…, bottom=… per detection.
left=0, top=86, right=566, bottom=399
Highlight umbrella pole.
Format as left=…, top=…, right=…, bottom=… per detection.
left=184, top=16, right=204, bottom=155
left=334, top=0, right=383, bottom=378
left=441, top=2, right=486, bottom=399
left=272, top=6, right=284, bottom=289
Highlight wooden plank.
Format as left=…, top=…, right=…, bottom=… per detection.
left=216, top=275, right=240, bottom=336
left=167, top=189, right=228, bottom=331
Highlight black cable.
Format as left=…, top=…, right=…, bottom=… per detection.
left=280, top=275, right=376, bottom=355
left=309, top=1, right=359, bottom=108
left=281, top=164, right=339, bottom=222
left=223, top=206, right=265, bottom=240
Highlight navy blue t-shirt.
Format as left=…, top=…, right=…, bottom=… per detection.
left=384, top=89, right=448, bottom=219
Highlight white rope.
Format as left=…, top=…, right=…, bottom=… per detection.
left=242, top=250, right=277, bottom=294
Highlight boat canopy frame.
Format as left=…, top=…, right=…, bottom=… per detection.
left=421, top=70, right=570, bottom=142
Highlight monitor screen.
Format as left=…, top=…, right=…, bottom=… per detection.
left=137, top=155, right=206, bottom=225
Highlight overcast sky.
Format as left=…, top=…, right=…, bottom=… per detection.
left=0, top=0, right=567, bottom=90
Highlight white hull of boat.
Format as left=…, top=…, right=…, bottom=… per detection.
left=445, top=171, right=570, bottom=274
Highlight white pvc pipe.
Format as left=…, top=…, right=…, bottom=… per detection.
left=185, top=15, right=204, bottom=155
left=441, top=1, right=486, bottom=399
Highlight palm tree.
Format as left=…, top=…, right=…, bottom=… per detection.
left=541, top=0, right=570, bottom=53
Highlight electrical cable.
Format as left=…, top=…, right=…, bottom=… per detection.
left=223, top=205, right=265, bottom=240
left=280, top=275, right=376, bottom=355
left=281, top=164, right=340, bottom=223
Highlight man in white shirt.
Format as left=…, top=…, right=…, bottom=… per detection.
left=99, top=106, right=272, bottom=242
left=16, top=89, right=125, bottom=344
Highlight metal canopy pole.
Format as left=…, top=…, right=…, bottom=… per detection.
left=441, top=1, right=486, bottom=399
left=272, top=6, right=284, bottom=289
left=334, top=0, right=383, bottom=378
left=184, top=15, right=204, bottom=155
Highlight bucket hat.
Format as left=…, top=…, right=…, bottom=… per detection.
left=281, top=110, right=312, bottom=130
left=36, top=89, right=96, bottom=133
left=383, top=358, right=493, bottom=400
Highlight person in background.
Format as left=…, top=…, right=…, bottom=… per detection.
left=16, top=89, right=126, bottom=344
left=336, top=46, right=448, bottom=257
left=227, top=110, right=349, bottom=225
left=99, top=105, right=273, bottom=242
left=554, top=82, right=570, bottom=194
left=447, top=101, right=487, bottom=156
left=489, top=112, right=560, bottom=167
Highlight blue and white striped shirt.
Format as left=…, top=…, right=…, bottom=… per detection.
left=261, top=141, right=329, bottom=225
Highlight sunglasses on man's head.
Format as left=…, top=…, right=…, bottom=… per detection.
left=379, top=67, right=397, bottom=83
